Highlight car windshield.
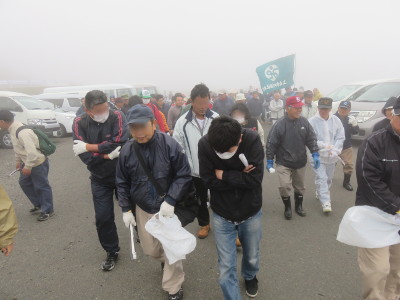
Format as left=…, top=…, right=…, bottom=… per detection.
left=38, top=100, right=55, bottom=110
left=354, top=82, right=400, bottom=102
left=67, top=98, right=82, bottom=107
left=13, top=96, right=52, bottom=110
left=326, top=85, right=362, bottom=102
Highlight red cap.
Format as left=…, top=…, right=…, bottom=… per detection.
left=286, top=96, right=304, bottom=107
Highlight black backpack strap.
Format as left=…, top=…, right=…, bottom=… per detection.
left=16, top=126, right=30, bottom=139
left=132, top=141, right=166, bottom=198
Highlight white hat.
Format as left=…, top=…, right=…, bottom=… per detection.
left=218, top=89, right=226, bottom=95
left=235, top=93, right=246, bottom=102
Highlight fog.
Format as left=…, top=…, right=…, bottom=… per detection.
left=1, top=0, right=399, bottom=95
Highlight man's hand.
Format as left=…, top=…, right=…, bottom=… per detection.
left=73, top=140, right=88, bottom=156
left=108, top=146, right=121, bottom=160
left=243, top=165, right=255, bottom=173
left=1, top=243, right=14, bottom=256
left=122, top=211, right=136, bottom=228
left=16, top=162, right=22, bottom=170
left=215, top=169, right=224, bottom=180
left=21, top=168, right=31, bottom=176
left=160, top=201, right=175, bottom=218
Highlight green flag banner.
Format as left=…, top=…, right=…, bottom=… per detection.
left=256, top=54, right=295, bottom=94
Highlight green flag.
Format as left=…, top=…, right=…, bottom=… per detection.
left=256, top=54, right=295, bottom=94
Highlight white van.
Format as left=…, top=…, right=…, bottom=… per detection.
left=132, top=83, right=158, bottom=95
left=43, top=84, right=138, bottom=100
left=36, top=93, right=82, bottom=113
left=0, top=91, right=60, bottom=148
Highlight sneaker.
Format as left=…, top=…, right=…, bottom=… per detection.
left=245, top=276, right=258, bottom=298
left=322, top=203, right=332, bottom=213
left=37, top=212, right=54, bottom=221
left=169, top=288, right=183, bottom=300
left=197, top=225, right=211, bottom=239
left=101, top=252, right=119, bottom=271
left=30, top=206, right=41, bottom=214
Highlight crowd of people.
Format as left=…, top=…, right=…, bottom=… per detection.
left=0, top=82, right=399, bottom=300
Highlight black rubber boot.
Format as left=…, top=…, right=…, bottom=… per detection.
left=281, top=196, right=292, bottom=220
left=294, top=193, right=307, bottom=217
left=343, top=174, right=353, bottom=191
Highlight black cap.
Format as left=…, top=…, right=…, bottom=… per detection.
left=318, top=97, right=333, bottom=109
left=382, top=97, right=397, bottom=115
left=393, top=96, right=400, bottom=116
left=0, top=110, right=14, bottom=122
left=339, top=100, right=351, bottom=109
left=126, top=105, right=154, bottom=125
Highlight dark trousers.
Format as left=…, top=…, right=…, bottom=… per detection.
left=19, top=159, right=54, bottom=213
left=90, top=179, right=120, bottom=253
left=192, top=176, right=209, bottom=227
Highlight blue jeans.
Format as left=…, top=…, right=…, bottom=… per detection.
left=212, top=210, right=262, bottom=300
left=90, top=179, right=120, bottom=253
left=19, top=159, right=54, bottom=213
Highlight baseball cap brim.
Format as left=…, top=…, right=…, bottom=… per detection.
left=288, top=102, right=305, bottom=108
left=393, top=108, right=400, bottom=116
left=339, top=105, right=350, bottom=109
left=128, top=118, right=151, bottom=125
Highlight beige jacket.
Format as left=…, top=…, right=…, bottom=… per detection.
left=8, top=121, right=46, bottom=170
left=0, top=186, right=18, bottom=249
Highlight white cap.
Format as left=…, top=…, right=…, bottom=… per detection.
left=218, top=89, right=226, bottom=95
left=235, top=93, right=246, bottom=102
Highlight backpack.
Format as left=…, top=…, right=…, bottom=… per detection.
left=16, top=126, right=57, bottom=156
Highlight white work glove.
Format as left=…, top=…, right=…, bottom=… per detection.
left=348, top=116, right=358, bottom=127
left=73, top=140, right=88, bottom=156
left=160, top=201, right=175, bottom=218
left=108, top=146, right=121, bottom=160
left=122, top=211, right=136, bottom=228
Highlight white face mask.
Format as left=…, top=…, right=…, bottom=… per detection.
left=92, top=110, right=109, bottom=123
left=234, top=117, right=245, bottom=124
left=215, top=147, right=238, bottom=160
left=143, top=99, right=151, bottom=105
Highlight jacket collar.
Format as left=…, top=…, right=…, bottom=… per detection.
left=387, top=125, right=400, bottom=143
left=185, top=108, right=213, bottom=122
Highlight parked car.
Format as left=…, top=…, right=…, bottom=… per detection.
left=36, top=93, right=82, bottom=113
left=38, top=101, right=75, bottom=137
left=327, top=79, right=394, bottom=112
left=347, top=79, right=400, bottom=140
left=0, top=91, right=60, bottom=148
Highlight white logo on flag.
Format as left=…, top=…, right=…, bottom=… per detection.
left=265, top=65, right=280, bottom=82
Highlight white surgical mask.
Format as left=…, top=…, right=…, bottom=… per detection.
left=143, top=99, right=151, bottom=105
left=234, top=117, right=245, bottom=124
left=215, top=147, right=238, bottom=160
left=92, top=111, right=109, bottom=123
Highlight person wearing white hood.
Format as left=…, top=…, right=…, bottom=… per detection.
left=308, top=97, right=345, bottom=213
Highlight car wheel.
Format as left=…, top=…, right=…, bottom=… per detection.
left=0, top=131, right=13, bottom=149
left=56, top=124, right=67, bottom=138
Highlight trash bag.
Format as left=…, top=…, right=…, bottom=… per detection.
left=145, top=213, right=196, bottom=264
left=337, top=205, right=400, bottom=248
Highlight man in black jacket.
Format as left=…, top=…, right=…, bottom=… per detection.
left=116, top=105, right=192, bottom=300
left=355, top=96, right=400, bottom=300
left=198, top=116, right=264, bottom=299
left=334, top=100, right=359, bottom=191
left=267, top=96, right=320, bottom=220
left=72, top=90, right=128, bottom=271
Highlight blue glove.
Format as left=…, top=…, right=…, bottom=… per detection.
left=312, top=152, right=320, bottom=169
left=266, top=159, right=274, bottom=171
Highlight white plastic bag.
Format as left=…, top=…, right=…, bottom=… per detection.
left=337, top=206, right=400, bottom=248
left=145, top=213, right=196, bottom=264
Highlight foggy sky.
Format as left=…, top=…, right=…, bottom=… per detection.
left=1, top=0, right=399, bottom=95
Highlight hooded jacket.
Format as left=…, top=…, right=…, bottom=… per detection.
left=116, top=132, right=193, bottom=214
left=198, top=129, right=264, bottom=222
left=355, top=126, right=400, bottom=215
left=308, top=114, right=345, bottom=164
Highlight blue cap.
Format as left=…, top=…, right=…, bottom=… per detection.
left=127, top=105, right=154, bottom=124
left=339, top=100, right=351, bottom=109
